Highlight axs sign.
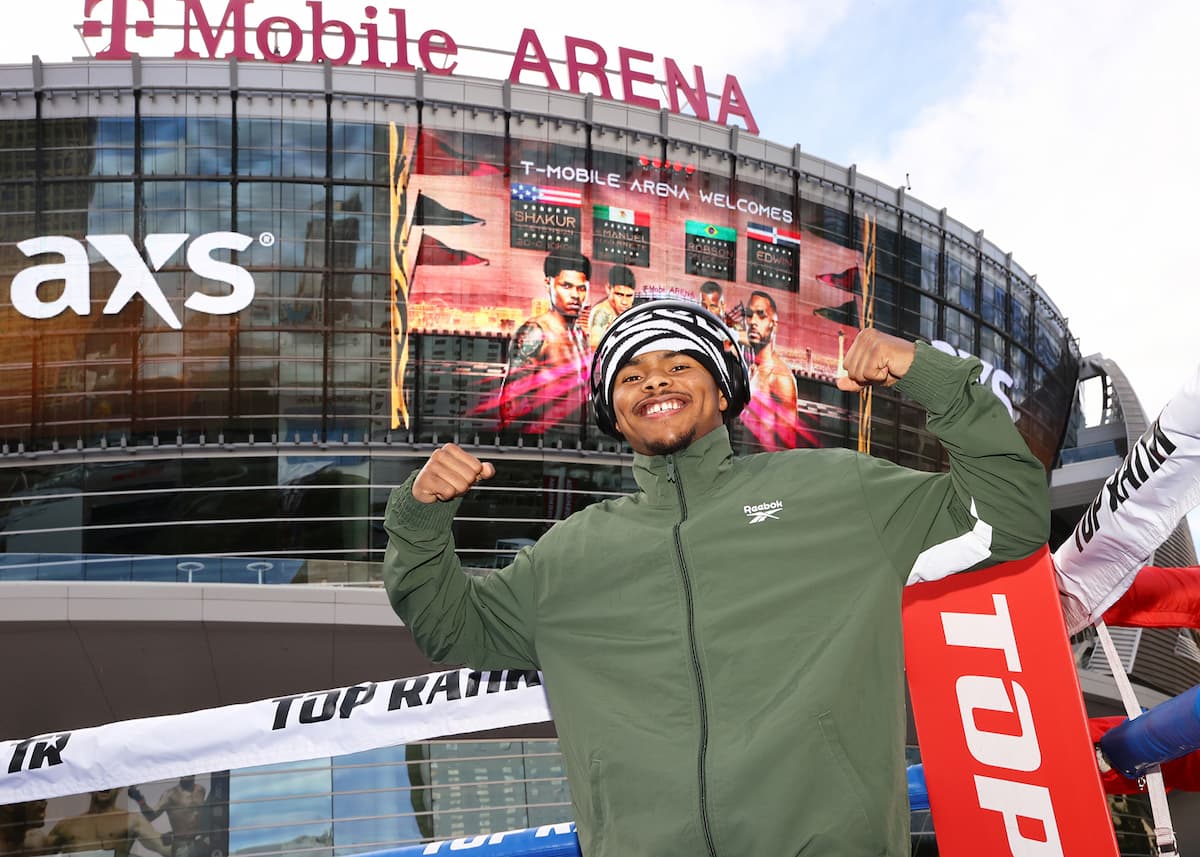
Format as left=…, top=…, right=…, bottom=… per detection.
left=9, top=231, right=260, bottom=329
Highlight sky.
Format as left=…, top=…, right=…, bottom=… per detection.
left=1, top=1, right=1197, bottom=423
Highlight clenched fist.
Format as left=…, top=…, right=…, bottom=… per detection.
left=412, top=443, right=496, bottom=504
left=836, top=329, right=916, bottom=393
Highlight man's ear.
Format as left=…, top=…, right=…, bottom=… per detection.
left=719, top=391, right=729, bottom=413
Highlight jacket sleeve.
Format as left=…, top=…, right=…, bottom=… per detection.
left=859, top=342, right=1050, bottom=584
left=382, top=473, right=539, bottom=670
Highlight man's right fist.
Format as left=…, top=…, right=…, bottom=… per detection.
left=412, top=444, right=496, bottom=504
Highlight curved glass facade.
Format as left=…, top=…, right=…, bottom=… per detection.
left=0, top=60, right=1079, bottom=574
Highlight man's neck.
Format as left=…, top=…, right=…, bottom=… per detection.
left=752, top=343, right=775, bottom=365
left=551, top=308, right=578, bottom=330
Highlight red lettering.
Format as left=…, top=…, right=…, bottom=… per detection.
left=418, top=29, right=458, bottom=75
left=256, top=16, right=303, bottom=63
left=360, top=5, right=386, bottom=69
left=174, top=0, right=253, bottom=61
left=664, top=57, right=709, bottom=122
left=85, top=0, right=155, bottom=60
left=564, top=36, right=612, bottom=99
left=716, top=74, right=759, bottom=135
left=387, top=8, right=415, bottom=71
left=618, top=46, right=659, bottom=110
left=81, top=5, right=757, bottom=134
left=508, top=28, right=559, bottom=89
left=306, top=1, right=355, bottom=66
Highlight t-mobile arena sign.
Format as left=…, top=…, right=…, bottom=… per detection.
left=79, top=0, right=759, bottom=133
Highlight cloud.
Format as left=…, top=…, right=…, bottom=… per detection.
left=850, top=0, right=1200, bottom=420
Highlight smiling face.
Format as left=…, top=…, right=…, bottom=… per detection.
left=612, top=350, right=728, bottom=456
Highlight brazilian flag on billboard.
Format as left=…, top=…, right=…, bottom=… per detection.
left=684, top=220, right=736, bottom=281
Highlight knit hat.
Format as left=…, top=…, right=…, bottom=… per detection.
left=590, top=299, right=750, bottom=438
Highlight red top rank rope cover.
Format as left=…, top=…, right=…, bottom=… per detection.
left=902, top=547, right=1117, bottom=856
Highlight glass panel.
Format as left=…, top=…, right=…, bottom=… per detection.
left=144, top=116, right=187, bottom=175
left=944, top=251, right=975, bottom=312
left=331, top=746, right=425, bottom=854
left=94, top=116, right=136, bottom=177
left=0, top=117, right=38, bottom=181
left=1011, top=283, right=1032, bottom=345
left=188, top=117, right=234, bottom=175
left=900, top=289, right=936, bottom=343
left=237, top=118, right=326, bottom=179
left=942, top=306, right=975, bottom=353
left=981, top=269, right=1007, bottom=329
left=229, top=760, right=333, bottom=857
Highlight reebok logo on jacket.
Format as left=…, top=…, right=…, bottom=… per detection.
left=744, top=500, right=783, bottom=523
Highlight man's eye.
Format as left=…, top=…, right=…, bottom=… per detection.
left=620, top=374, right=641, bottom=383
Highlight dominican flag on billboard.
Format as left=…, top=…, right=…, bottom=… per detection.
left=592, top=204, right=651, bottom=267
left=746, top=222, right=801, bottom=291
left=684, top=220, right=737, bottom=281
left=510, top=183, right=582, bottom=252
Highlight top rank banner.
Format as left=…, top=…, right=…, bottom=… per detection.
left=903, top=548, right=1117, bottom=857
left=1054, top=362, right=1200, bottom=633
left=0, top=668, right=551, bottom=805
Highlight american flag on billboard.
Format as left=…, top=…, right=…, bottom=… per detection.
left=510, top=184, right=583, bottom=252
left=593, top=204, right=651, bottom=267
left=746, top=222, right=800, bottom=291
left=684, top=220, right=737, bottom=281
left=511, top=184, right=583, bottom=206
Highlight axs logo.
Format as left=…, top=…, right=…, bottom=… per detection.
left=9, top=232, right=265, bottom=330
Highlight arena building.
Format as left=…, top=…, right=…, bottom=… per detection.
left=0, top=11, right=1193, bottom=854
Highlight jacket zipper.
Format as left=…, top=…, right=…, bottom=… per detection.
left=667, top=454, right=718, bottom=857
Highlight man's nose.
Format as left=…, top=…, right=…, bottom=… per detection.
left=642, top=369, right=670, bottom=389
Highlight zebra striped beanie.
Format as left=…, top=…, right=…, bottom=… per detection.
left=590, top=299, right=749, bottom=438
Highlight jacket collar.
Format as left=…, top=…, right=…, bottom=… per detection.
left=632, top=425, right=735, bottom=505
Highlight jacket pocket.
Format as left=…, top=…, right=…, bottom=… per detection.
left=815, top=711, right=885, bottom=854
left=582, top=754, right=610, bottom=857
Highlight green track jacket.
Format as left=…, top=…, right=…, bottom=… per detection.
left=383, top=342, right=1050, bottom=857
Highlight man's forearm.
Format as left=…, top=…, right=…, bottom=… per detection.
left=896, top=342, right=1049, bottom=560
left=382, top=476, right=538, bottom=669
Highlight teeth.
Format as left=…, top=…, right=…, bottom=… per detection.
left=644, top=400, right=683, bottom=415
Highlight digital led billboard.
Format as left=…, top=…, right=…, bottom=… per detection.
left=389, top=126, right=863, bottom=450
